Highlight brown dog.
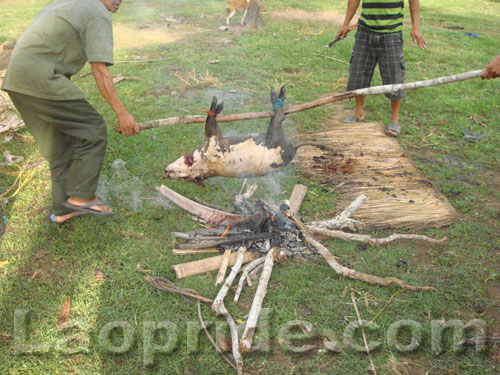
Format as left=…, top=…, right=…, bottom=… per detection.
left=226, top=0, right=249, bottom=26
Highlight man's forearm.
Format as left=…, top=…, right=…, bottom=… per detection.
left=408, top=0, right=421, bottom=29
left=343, top=0, right=361, bottom=26
left=91, top=62, right=127, bottom=116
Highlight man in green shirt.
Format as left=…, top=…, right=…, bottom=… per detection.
left=2, top=0, right=139, bottom=223
left=336, top=0, right=426, bottom=137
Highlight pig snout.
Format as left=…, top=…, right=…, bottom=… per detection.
left=163, top=154, right=196, bottom=180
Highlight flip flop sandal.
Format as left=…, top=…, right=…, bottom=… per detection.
left=62, top=201, right=115, bottom=216
left=49, top=211, right=84, bottom=224
left=385, top=121, right=401, bottom=137
left=343, top=115, right=364, bottom=123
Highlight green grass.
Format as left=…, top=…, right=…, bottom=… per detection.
left=1, top=0, right=500, bottom=374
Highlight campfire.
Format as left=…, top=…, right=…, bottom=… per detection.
left=153, top=182, right=446, bottom=374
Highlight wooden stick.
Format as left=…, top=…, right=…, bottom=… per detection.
left=351, top=292, right=377, bottom=375
left=233, top=257, right=266, bottom=303
left=240, top=248, right=276, bottom=353
left=307, top=226, right=447, bottom=246
left=136, top=70, right=484, bottom=130
left=305, top=235, right=434, bottom=291
left=176, top=232, right=273, bottom=250
left=248, top=263, right=264, bottom=279
left=197, top=301, right=237, bottom=370
left=172, top=251, right=256, bottom=279
left=216, top=250, right=232, bottom=285
left=172, top=249, right=220, bottom=255
left=212, top=247, right=247, bottom=375
left=350, top=69, right=484, bottom=97
left=136, top=92, right=353, bottom=130
left=309, top=194, right=367, bottom=231
left=288, top=184, right=308, bottom=215
left=156, top=185, right=244, bottom=226
left=314, top=53, right=349, bottom=65
left=145, top=276, right=212, bottom=304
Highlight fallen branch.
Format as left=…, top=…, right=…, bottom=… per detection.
left=145, top=276, right=212, bottom=304
left=307, top=226, right=447, bottom=246
left=212, top=247, right=247, bottom=375
left=136, top=70, right=484, bottom=130
left=314, top=53, right=349, bottom=65
left=240, top=248, right=276, bottom=353
left=308, top=194, right=367, bottom=231
left=197, top=301, right=237, bottom=370
left=305, top=235, right=434, bottom=291
left=233, top=257, right=266, bottom=303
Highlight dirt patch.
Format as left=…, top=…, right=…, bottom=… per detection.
left=270, top=9, right=355, bottom=25
left=0, top=43, right=14, bottom=70
left=113, top=23, right=201, bottom=49
left=22, top=250, right=66, bottom=282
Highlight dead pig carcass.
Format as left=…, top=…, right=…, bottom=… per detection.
left=163, top=87, right=322, bottom=184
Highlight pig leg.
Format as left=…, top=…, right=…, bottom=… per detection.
left=205, top=96, right=224, bottom=141
left=265, top=86, right=287, bottom=148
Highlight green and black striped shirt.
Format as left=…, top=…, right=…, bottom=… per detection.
left=358, top=0, right=404, bottom=33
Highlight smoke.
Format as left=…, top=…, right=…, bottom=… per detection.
left=97, top=159, right=172, bottom=212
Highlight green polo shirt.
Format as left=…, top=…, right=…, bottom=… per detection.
left=1, top=0, right=114, bottom=100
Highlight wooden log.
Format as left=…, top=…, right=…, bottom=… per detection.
left=172, top=249, right=220, bottom=255
left=216, top=250, right=232, bottom=285
left=156, top=185, right=244, bottom=226
left=288, top=184, right=308, bottom=215
left=240, top=248, right=276, bottom=353
left=172, top=251, right=256, bottom=279
left=135, top=70, right=484, bottom=131
left=233, top=257, right=266, bottom=303
left=212, top=247, right=248, bottom=375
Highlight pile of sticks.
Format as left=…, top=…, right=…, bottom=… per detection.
left=155, top=183, right=446, bottom=374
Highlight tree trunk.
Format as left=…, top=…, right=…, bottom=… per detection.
left=244, top=0, right=263, bottom=29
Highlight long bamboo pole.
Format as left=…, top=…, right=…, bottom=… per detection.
left=136, top=69, right=484, bottom=131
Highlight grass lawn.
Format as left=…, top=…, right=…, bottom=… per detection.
left=1, top=0, right=500, bottom=374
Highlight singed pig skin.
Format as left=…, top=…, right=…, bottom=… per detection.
left=163, top=87, right=298, bottom=184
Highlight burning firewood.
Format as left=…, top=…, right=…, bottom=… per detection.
left=160, top=184, right=449, bottom=374
left=162, top=86, right=327, bottom=185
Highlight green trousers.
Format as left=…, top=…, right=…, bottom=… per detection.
left=8, top=92, right=107, bottom=215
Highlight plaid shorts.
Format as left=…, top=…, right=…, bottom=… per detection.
left=346, top=27, right=406, bottom=100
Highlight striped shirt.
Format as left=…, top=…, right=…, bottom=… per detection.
left=358, top=0, right=404, bottom=33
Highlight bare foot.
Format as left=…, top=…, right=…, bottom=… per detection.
left=66, top=197, right=113, bottom=214
left=52, top=211, right=84, bottom=223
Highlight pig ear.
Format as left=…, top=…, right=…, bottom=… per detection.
left=215, top=101, right=224, bottom=115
